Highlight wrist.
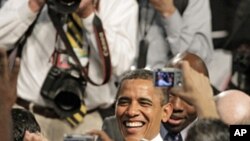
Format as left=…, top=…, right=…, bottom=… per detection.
left=162, top=6, right=176, bottom=18
left=197, top=100, right=219, bottom=119
left=77, top=6, right=95, bottom=18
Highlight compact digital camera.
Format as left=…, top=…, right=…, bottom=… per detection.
left=47, top=0, right=81, bottom=14
left=64, top=134, right=95, bottom=141
left=153, top=68, right=182, bottom=87
left=41, top=66, right=86, bottom=118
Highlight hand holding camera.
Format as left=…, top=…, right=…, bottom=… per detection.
left=29, top=0, right=46, bottom=12
left=153, top=67, right=182, bottom=87
left=169, top=61, right=216, bottom=117
left=149, top=0, right=176, bottom=17
left=76, top=0, right=95, bottom=18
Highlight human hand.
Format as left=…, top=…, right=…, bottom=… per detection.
left=87, top=129, right=113, bottom=141
left=23, top=131, right=48, bottom=141
left=0, top=48, right=20, bottom=110
left=169, top=61, right=219, bottom=118
left=149, top=0, right=176, bottom=17
left=76, top=0, right=95, bottom=18
left=29, top=0, right=46, bottom=12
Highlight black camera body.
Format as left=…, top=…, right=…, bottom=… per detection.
left=47, top=0, right=81, bottom=14
left=233, top=49, right=250, bottom=74
left=41, top=66, right=86, bottom=118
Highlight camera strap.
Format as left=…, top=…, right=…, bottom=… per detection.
left=48, top=9, right=112, bottom=86
left=8, top=8, right=43, bottom=70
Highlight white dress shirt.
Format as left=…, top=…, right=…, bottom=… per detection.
left=135, top=0, right=213, bottom=69
left=0, top=0, right=138, bottom=110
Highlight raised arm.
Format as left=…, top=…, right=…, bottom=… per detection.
left=0, top=48, right=20, bottom=141
left=150, top=0, right=213, bottom=63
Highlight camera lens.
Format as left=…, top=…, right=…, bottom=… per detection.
left=54, top=91, right=81, bottom=111
left=57, top=0, right=80, bottom=6
left=47, top=0, right=81, bottom=14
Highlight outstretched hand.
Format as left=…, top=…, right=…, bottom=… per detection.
left=87, top=129, right=113, bottom=141
left=76, top=0, right=95, bottom=18
left=169, top=61, right=219, bottom=118
left=23, top=131, right=48, bottom=141
left=28, top=0, right=46, bottom=12
left=149, top=0, right=176, bottom=17
left=0, top=48, right=20, bottom=141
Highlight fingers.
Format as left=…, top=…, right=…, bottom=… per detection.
left=169, top=61, right=205, bottom=102
left=170, top=60, right=214, bottom=106
left=28, top=0, right=46, bottom=12
left=177, top=60, right=193, bottom=88
left=24, top=131, right=48, bottom=141
left=88, top=129, right=112, bottom=141
left=169, top=61, right=190, bottom=97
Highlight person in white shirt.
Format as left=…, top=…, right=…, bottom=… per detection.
left=134, top=0, right=213, bottom=70
left=0, top=0, right=138, bottom=141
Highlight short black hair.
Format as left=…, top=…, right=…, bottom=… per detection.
left=186, top=118, right=229, bottom=141
left=116, top=69, right=169, bottom=105
left=12, top=108, right=41, bottom=141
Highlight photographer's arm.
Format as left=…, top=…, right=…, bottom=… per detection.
left=149, top=0, right=176, bottom=18
left=76, top=0, right=95, bottom=18
left=0, top=0, right=39, bottom=49
left=151, top=0, right=213, bottom=63
left=28, top=0, right=46, bottom=12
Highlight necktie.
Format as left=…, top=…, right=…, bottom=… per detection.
left=67, top=12, right=84, bottom=49
left=64, top=13, right=87, bottom=128
left=66, top=12, right=88, bottom=66
left=164, top=133, right=183, bottom=141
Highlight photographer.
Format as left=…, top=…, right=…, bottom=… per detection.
left=134, top=0, right=213, bottom=70
left=0, top=0, right=138, bottom=141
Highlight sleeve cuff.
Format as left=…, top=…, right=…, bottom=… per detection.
left=161, top=10, right=182, bottom=36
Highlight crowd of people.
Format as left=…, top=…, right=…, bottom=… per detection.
left=0, top=0, right=249, bottom=141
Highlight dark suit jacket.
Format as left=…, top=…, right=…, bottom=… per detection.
left=102, top=115, right=123, bottom=141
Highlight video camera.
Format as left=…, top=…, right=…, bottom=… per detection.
left=41, top=66, right=86, bottom=118
left=47, top=0, right=81, bottom=14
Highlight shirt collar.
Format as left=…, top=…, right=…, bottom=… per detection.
left=160, top=118, right=198, bottom=140
left=141, top=133, right=163, bottom=141
left=151, top=133, right=163, bottom=141
left=180, top=118, right=197, bottom=139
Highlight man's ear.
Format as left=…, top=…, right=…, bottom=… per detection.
left=162, top=103, right=173, bottom=122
